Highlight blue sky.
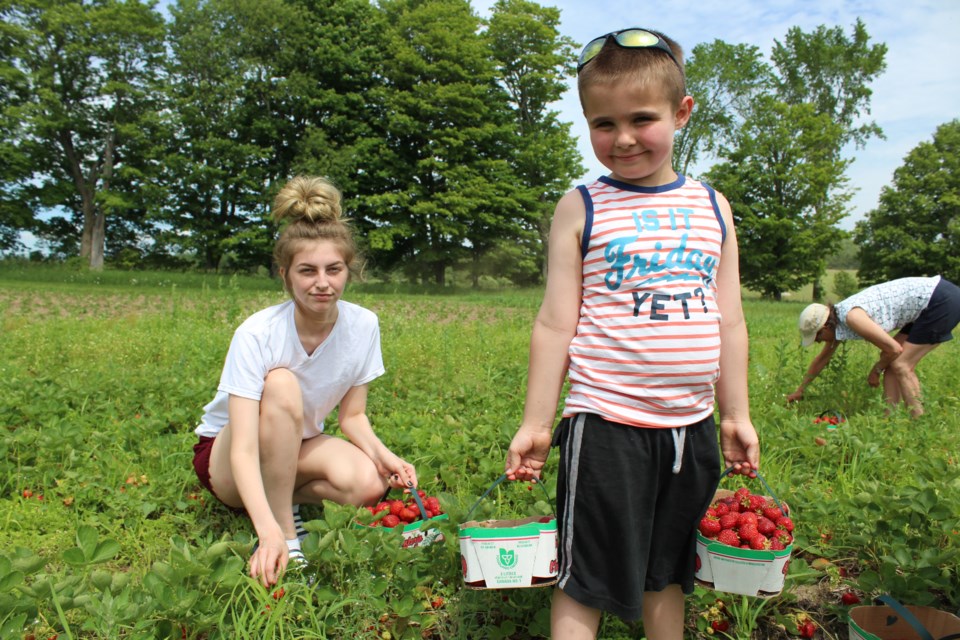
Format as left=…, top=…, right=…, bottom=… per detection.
left=472, top=0, right=960, bottom=230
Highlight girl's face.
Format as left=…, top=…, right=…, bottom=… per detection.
left=582, top=79, right=692, bottom=186
left=282, top=240, right=349, bottom=320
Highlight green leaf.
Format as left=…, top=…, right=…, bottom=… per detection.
left=90, top=540, right=121, bottom=564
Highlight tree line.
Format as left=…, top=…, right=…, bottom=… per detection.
left=1, top=1, right=955, bottom=293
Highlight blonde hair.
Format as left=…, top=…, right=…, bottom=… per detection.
left=577, top=32, right=686, bottom=108
left=272, top=176, right=359, bottom=288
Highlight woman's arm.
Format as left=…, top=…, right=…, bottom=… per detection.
left=787, top=340, right=839, bottom=402
left=338, top=384, right=417, bottom=488
left=844, top=307, right=903, bottom=359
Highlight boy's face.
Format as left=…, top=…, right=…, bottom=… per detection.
left=582, top=79, right=692, bottom=187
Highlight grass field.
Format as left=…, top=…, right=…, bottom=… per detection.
left=1, top=264, right=958, bottom=639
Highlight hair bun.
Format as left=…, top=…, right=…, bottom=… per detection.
left=273, top=176, right=342, bottom=224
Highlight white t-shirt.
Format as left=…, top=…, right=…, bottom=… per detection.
left=195, top=299, right=384, bottom=439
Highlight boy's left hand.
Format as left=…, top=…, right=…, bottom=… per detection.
left=719, top=418, right=759, bottom=477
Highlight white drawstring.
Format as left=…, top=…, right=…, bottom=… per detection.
left=671, top=427, right=687, bottom=474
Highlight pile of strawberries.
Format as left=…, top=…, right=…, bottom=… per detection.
left=813, top=413, right=845, bottom=426
left=698, top=487, right=794, bottom=550
left=362, top=490, right=444, bottom=529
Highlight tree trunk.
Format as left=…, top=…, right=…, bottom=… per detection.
left=433, top=261, right=446, bottom=287
left=812, top=279, right=823, bottom=302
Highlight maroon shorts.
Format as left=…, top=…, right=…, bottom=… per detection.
left=192, top=436, right=218, bottom=497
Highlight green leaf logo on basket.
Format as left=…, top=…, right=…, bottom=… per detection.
left=497, top=548, right=518, bottom=569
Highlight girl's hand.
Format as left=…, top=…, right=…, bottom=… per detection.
left=249, top=524, right=288, bottom=587
left=375, top=449, right=417, bottom=489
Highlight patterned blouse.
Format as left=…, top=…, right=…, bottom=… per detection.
left=834, top=276, right=940, bottom=341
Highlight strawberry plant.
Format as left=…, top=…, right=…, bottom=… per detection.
left=1, top=264, right=958, bottom=638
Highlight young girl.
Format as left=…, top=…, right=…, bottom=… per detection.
left=192, top=176, right=417, bottom=586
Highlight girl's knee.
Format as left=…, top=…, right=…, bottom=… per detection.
left=261, top=368, right=304, bottom=428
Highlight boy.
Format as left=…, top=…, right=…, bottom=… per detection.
left=505, top=28, right=760, bottom=639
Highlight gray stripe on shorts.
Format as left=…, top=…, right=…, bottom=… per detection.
left=558, top=413, right=586, bottom=590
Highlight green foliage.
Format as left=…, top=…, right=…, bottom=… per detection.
left=2, top=269, right=958, bottom=638
left=707, top=98, right=851, bottom=299
left=832, top=270, right=859, bottom=299
left=855, top=119, right=960, bottom=285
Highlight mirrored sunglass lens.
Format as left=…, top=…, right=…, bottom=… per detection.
left=579, top=37, right=607, bottom=67
left=615, top=29, right=660, bottom=48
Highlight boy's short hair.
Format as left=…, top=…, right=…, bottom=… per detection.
left=577, top=31, right=686, bottom=108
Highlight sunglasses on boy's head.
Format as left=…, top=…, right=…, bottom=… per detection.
left=577, top=28, right=682, bottom=73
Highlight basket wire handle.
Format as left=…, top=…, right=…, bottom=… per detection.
left=377, top=484, right=431, bottom=523
left=720, top=466, right=788, bottom=517
left=875, top=594, right=935, bottom=640
left=464, top=473, right=553, bottom=523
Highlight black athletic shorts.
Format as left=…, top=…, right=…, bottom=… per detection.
left=551, top=412, right=721, bottom=621
left=903, top=278, right=960, bottom=344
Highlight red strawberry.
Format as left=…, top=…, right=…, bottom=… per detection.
left=717, top=529, right=740, bottom=547
left=374, top=501, right=391, bottom=513
left=750, top=534, right=770, bottom=550
left=389, top=500, right=404, bottom=517
left=738, top=523, right=759, bottom=544
left=734, top=487, right=750, bottom=499
left=748, top=495, right=767, bottom=512
left=737, top=511, right=759, bottom=527
left=775, top=530, right=794, bottom=546
left=714, top=502, right=729, bottom=517
left=381, top=514, right=400, bottom=528
left=398, top=508, right=417, bottom=523
left=841, top=591, right=861, bottom=605
left=272, top=587, right=285, bottom=600
left=770, top=538, right=787, bottom=551
left=799, top=620, right=817, bottom=638
left=762, top=504, right=783, bottom=521
left=425, top=496, right=441, bottom=513
left=757, top=516, right=776, bottom=537
left=699, top=516, right=722, bottom=538
left=719, top=513, right=739, bottom=530
left=710, top=620, right=729, bottom=633
left=776, top=516, right=794, bottom=532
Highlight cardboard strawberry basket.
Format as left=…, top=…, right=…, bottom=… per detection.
left=849, top=594, right=960, bottom=640
left=695, top=468, right=793, bottom=597
left=459, top=473, right=558, bottom=590
left=354, top=486, right=448, bottom=549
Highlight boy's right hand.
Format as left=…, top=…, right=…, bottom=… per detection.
left=505, top=425, right=552, bottom=481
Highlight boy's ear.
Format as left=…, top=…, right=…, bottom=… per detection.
left=675, top=95, right=695, bottom=129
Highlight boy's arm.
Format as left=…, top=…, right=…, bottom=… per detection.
left=712, top=192, right=759, bottom=474
left=506, top=190, right=585, bottom=481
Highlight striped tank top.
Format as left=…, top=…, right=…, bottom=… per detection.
left=562, top=174, right=726, bottom=428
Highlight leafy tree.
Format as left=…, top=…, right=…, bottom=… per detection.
left=771, top=19, right=886, bottom=299
left=771, top=19, right=887, bottom=150
left=2, top=0, right=166, bottom=269
left=676, top=40, right=773, bottom=176
left=0, top=8, right=32, bottom=253
left=486, top=0, right=582, bottom=283
left=159, top=0, right=311, bottom=271
left=363, top=0, right=528, bottom=286
left=854, top=120, right=960, bottom=284
left=706, top=98, right=850, bottom=299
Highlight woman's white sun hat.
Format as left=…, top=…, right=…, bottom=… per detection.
left=798, top=303, right=830, bottom=347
